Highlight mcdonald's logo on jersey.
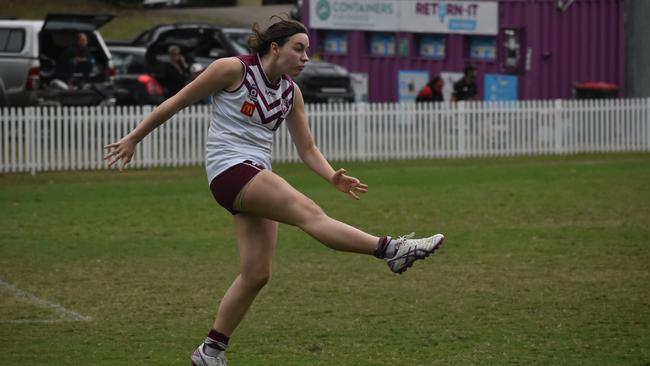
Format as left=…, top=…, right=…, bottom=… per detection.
left=240, top=101, right=255, bottom=117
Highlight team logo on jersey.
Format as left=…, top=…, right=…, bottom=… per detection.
left=281, top=98, right=291, bottom=115
left=240, top=101, right=256, bottom=117
left=248, top=83, right=258, bottom=101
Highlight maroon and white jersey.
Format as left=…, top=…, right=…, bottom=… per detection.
left=205, top=54, right=295, bottom=183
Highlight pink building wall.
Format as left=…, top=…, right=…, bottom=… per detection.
left=302, top=0, right=625, bottom=102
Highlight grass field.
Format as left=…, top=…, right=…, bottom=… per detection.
left=1, top=154, right=649, bottom=365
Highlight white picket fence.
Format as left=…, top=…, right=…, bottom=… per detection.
left=1, top=99, right=649, bottom=175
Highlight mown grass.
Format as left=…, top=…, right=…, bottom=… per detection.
left=1, top=154, right=649, bottom=365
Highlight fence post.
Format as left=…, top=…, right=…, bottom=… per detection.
left=457, top=101, right=466, bottom=157
left=356, top=102, right=367, bottom=161
left=645, top=98, right=650, bottom=152
left=554, top=99, right=563, bottom=154
left=26, top=107, right=36, bottom=176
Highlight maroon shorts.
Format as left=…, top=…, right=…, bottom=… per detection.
left=209, top=160, right=265, bottom=215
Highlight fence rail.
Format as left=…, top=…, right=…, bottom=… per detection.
left=1, top=99, right=649, bottom=174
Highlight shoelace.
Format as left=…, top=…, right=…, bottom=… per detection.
left=393, top=232, right=416, bottom=249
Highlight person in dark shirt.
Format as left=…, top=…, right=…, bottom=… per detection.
left=162, top=45, right=190, bottom=98
left=56, top=32, right=94, bottom=86
left=415, top=75, right=444, bottom=103
left=452, top=65, right=478, bottom=101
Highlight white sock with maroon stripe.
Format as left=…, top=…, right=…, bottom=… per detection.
left=374, top=236, right=397, bottom=259
left=203, top=329, right=229, bottom=357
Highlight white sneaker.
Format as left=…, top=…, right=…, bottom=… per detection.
left=385, top=233, right=445, bottom=274
left=191, top=344, right=228, bottom=366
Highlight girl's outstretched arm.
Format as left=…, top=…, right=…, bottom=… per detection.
left=285, top=85, right=368, bottom=200
left=103, top=57, right=244, bottom=171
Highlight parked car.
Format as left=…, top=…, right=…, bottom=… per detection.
left=290, top=0, right=303, bottom=21
left=107, top=44, right=165, bottom=105
left=0, top=14, right=117, bottom=107
left=130, top=23, right=354, bottom=103
left=262, top=0, right=296, bottom=4
left=142, top=0, right=189, bottom=8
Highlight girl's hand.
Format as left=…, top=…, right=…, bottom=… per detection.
left=103, top=137, right=137, bottom=171
left=331, top=168, right=369, bottom=200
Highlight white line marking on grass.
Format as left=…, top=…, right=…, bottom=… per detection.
left=0, top=279, right=92, bottom=323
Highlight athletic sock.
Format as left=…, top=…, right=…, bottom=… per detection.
left=374, top=236, right=396, bottom=259
left=203, top=329, right=229, bottom=357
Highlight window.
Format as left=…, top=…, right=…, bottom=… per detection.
left=468, top=36, right=496, bottom=61
left=0, top=29, right=25, bottom=52
left=368, top=32, right=395, bottom=56
left=111, top=51, right=146, bottom=74
left=222, top=30, right=252, bottom=55
left=157, top=29, right=226, bottom=60
left=132, top=30, right=152, bottom=46
left=321, top=31, right=347, bottom=55
left=417, top=34, right=446, bottom=59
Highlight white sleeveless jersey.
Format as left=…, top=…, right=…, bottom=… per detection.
left=205, top=55, right=295, bottom=184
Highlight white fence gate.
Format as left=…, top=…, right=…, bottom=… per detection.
left=1, top=99, right=649, bottom=175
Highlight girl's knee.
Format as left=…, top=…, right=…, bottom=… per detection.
left=293, top=198, right=326, bottom=225
left=240, top=270, right=271, bottom=290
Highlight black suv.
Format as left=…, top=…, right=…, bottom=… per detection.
left=107, top=44, right=165, bottom=105
left=130, top=23, right=354, bottom=103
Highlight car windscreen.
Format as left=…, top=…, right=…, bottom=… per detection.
left=222, top=31, right=251, bottom=55
left=111, top=50, right=146, bottom=74
left=152, top=29, right=226, bottom=58
left=132, top=30, right=152, bottom=47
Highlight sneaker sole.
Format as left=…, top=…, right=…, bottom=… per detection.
left=395, top=235, right=444, bottom=275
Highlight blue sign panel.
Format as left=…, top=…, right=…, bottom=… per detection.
left=398, top=70, right=430, bottom=102
left=369, top=33, right=396, bottom=56
left=484, top=74, right=518, bottom=101
left=419, top=35, right=446, bottom=59
left=323, top=31, right=348, bottom=54
left=469, top=36, right=496, bottom=61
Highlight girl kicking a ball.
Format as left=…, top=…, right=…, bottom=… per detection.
left=103, top=17, right=444, bottom=366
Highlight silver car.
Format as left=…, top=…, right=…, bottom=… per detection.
left=0, top=14, right=116, bottom=106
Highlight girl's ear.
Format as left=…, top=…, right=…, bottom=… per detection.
left=270, top=42, right=280, bottom=56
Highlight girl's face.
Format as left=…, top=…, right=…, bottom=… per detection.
left=274, top=33, right=310, bottom=77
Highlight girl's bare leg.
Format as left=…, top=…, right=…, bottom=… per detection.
left=212, top=169, right=379, bottom=336
left=238, top=170, right=378, bottom=254
left=212, top=213, right=278, bottom=335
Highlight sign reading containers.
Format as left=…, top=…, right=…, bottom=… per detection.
left=310, top=0, right=498, bottom=35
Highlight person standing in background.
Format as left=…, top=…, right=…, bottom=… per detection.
left=162, top=45, right=190, bottom=98
left=416, top=75, right=444, bottom=103
left=452, top=65, right=479, bottom=101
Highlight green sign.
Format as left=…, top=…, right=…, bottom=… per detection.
left=317, top=0, right=331, bottom=21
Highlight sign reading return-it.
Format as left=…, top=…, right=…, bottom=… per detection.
left=310, top=0, right=498, bottom=35
left=401, top=1, right=498, bottom=35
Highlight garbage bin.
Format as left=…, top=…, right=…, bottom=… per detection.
left=573, top=82, right=618, bottom=99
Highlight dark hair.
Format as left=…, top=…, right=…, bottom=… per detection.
left=248, top=15, right=308, bottom=56
left=428, top=76, right=442, bottom=87
left=464, top=64, right=477, bottom=75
